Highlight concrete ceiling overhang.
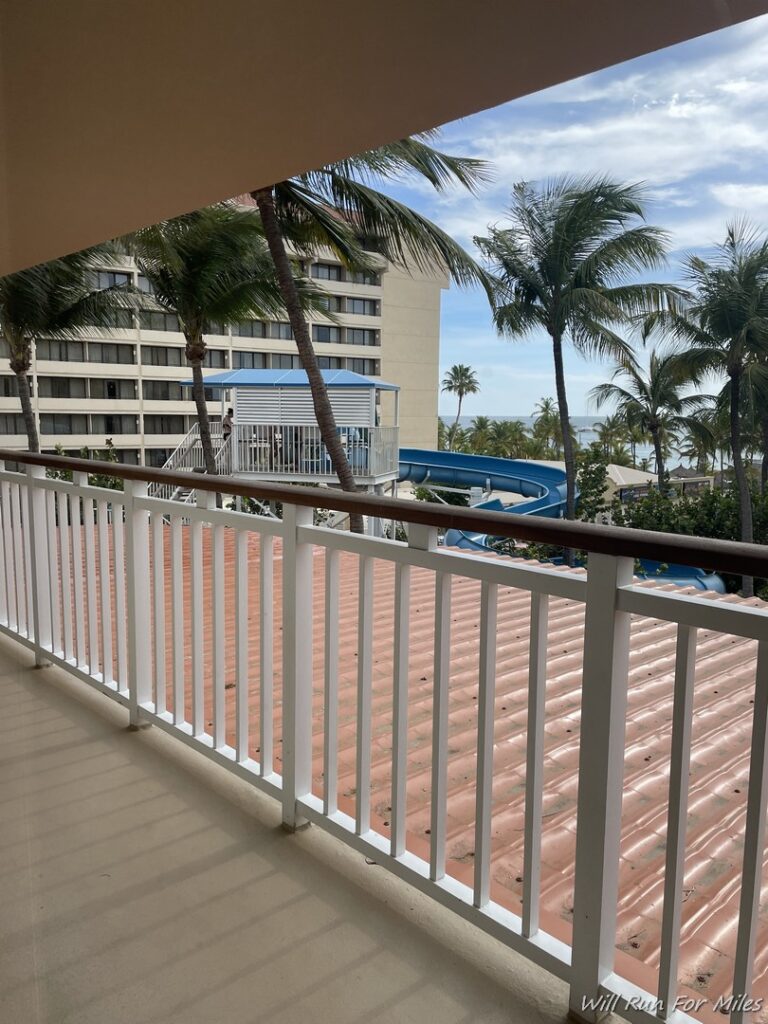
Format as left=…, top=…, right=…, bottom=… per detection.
left=0, top=0, right=766, bottom=275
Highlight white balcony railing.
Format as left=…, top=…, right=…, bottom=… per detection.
left=1, top=449, right=767, bottom=1024
left=230, top=423, right=399, bottom=480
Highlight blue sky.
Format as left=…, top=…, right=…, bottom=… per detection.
left=386, top=13, right=768, bottom=419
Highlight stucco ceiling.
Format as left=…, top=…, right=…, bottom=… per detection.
left=0, top=0, right=766, bottom=275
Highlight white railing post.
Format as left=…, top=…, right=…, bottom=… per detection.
left=281, top=501, right=314, bottom=830
left=26, top=465, right=52, bottom=665
left=569, top=553, right=633, bottom=1021
left=125, top=480, right=151, bottom=728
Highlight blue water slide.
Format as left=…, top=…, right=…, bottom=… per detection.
left=397, top=448, right=724, bottom=593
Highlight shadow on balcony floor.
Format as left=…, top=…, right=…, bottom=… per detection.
left=0, top=634, right=568, bottom=1024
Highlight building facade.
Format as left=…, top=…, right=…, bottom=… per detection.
left=0, top=254, right=447, bottom=465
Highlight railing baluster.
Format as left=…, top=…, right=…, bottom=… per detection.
left=191, top=493, right=210, bottom=736
left=731, top=640, right=768, bottom=1024
left=523, top=591, right=549, bottom=936
left=281, top=503, right=313, bottom=829
left=57, top=490, right=73, bottom=661
left=430, top=571, right=451, bottom=882
left=70, top=486, right=85, bottom=667
left=390, top=562, right=411, bottom=857
left=212, top=521, right=225, bottom=749
left=171, top=515, right=185, bottom=725
left=0, top=471, right=9, bottom=628
left=21, top=477, right=34, bottom=639
left=1, top=478, right=16, bottom=629
left=152, top=512, right=166, bottom=713
left=46, top=488, right=61, bottom=655
left=235, top=529, right=249, bottom=762
left=97, top=500, right=113, bottom=687
left=323, top=548, right=340, bottom=814
left=569, top=553, right=634, bottom=1022
left=26, top=466, right=50, bottom=657
left=11, top=481, right=26, bottom=636
left=259, top=532, right=274, bottom=774
left=81, top=480, right=98, bottom=677
left=356, top=554, right=374, bottom=835
left=473, top=579, right=498, bottom=908
left=125, top=481, right=151, bottom=727
left=112, top=500, right=127, bottom=688
left=657, top=624, right=697, bottom=1019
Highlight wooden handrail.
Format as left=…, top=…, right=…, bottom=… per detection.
left=2, top=447, right=767, bottom=579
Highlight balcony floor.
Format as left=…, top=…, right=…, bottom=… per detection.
left=0, top=634, right=568, bottom=1024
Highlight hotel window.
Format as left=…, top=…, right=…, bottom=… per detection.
left=0, top=339, right=9, bottom=358
left=139, top=310, right=181, bottom=332
left=233, top=319, right=267, bottom=338
left=0, top=413, right=26, bottom=433
left=141, top=345, right=184, bottom=367
left=350, top=270, right=380, bottom=286
left=346, top=328, right=379, bottom=347
left=89, top=378, right=136, bottom=400
left=317, top=357, right=343, bottom=369
left=205, top=321, right=227, bottom=336
left=275, top=354, right=301, bottom=369
left=270, top=321, right=294, bottom=340
left=0, top=376, right=16, bottom=397
left=145, top=448, right=171, bottom=467
left=88, top=342, right=135, bottom=364
left=36, top=339, right=85, bottom=362
left=97, top=269, right=132, bottom=290
left=40, top=413, right=88, bottom=434
left=99, top=309, right=135, bottom=329
left=37, top=377, right=87, bottom=399
left=233, top=351, right=267, bottom=369
left=349, top=358, right=380, bottom=375
left=311, top=262, right=342, bottom=281
left=312, top=325, right=340, bottom=343
left=144, top=414, right=186, bottom=434
left=317, top=295, right=343, bottom=313
left=115, top=449, right=140, bottom=465
left=346, top=297, right=378, bottom=316
left=137, top=274, right=154, bottom=294
left=202, top=349, right=227, bottom=368
left=91, top=414, right=138, bottom=434
left=142, top=380, right=186, bottom=401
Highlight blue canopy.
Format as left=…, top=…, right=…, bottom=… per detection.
left=181, top=368, right=399, bottom=391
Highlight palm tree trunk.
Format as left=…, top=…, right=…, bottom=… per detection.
left=729, top=370, right=754, bottom=597
left=450, top=395, right=463, bottom=451
left=651, top=426, right=664, bottom=489
left=189, top=356, right=217, bottom=476
left=14, top=369, right=38, bottom=453
left=253, top=186, right=364, bottom=534
left=551, top=331, right=576, bottom=563
left=760, top=414, right=768, bottom=495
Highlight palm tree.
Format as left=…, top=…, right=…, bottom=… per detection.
left=468, top=415, right=491, bottom=454
left=128, top=204, right=290, bottom=475
left=0, top=249, right=133, bottom=452
left=487, top=419, right=528, bottom=458
left=591, top=349, right=704, bottom=485
left=476, top=176, right=680, bottom=534
left=675, top=415, right=717, bottom=475
left=652, top=223, right=768, bottom=596
left=442, top=364, right=480, bottom=449
left=531, top=397, right=559, bottom=454
left=250, top=132, right=491, bottom=525
left=592, top=413, right=627, bottom=460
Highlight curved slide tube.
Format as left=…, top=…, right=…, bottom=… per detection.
left=398, top=448, right=724, bottom=593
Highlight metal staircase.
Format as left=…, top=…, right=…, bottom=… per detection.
left=149, top=424, right=231, bottom=503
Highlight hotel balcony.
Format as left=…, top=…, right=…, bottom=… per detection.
left=1, top=449, right=767, bottom=1024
